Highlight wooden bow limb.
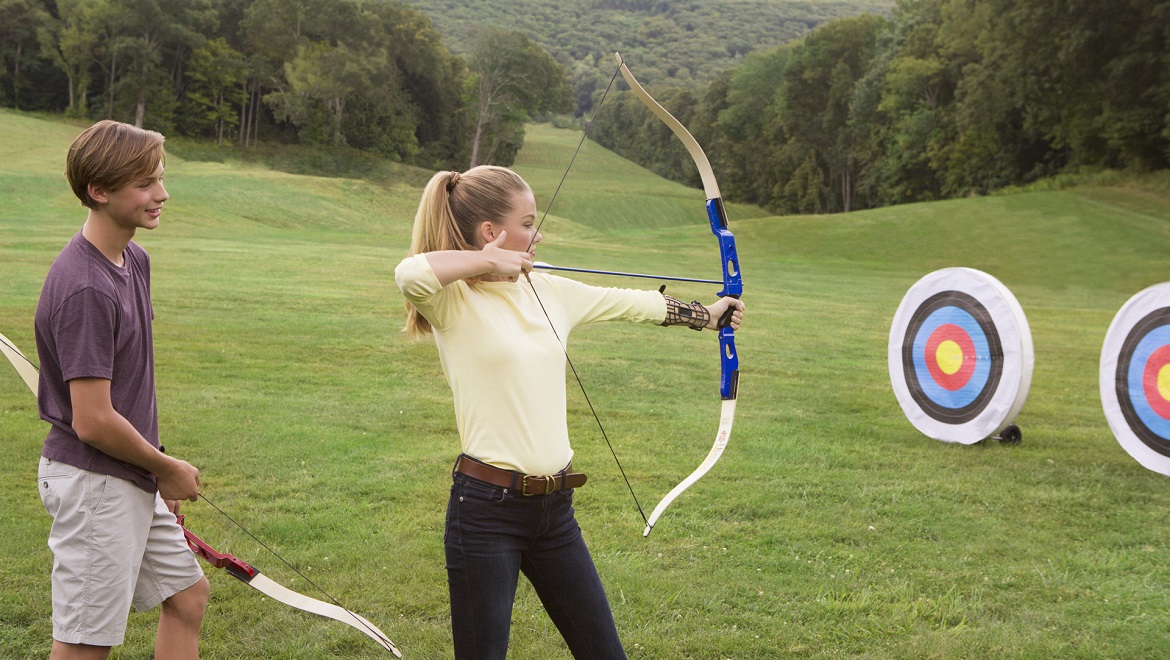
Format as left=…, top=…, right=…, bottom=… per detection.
left=0, top=331, right=37, bottom=396
left=179, top=515, right=402, bottom=656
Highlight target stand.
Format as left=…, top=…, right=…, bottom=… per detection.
left=1100, top=282, right=1170, bottom=476
left=889, top=268, right=1034, bottom=445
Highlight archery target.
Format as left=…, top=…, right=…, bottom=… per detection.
left=889, top=268, right=1034, bottom=444
left=1100, top=282, right=1170, bottom=475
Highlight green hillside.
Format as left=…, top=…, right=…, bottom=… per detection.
left=405, top=0, right=894, bottom=88
left=2, top=110, right=1170, bottom=657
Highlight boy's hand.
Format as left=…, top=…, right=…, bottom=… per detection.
left=157, top=457, right=200, bottom=502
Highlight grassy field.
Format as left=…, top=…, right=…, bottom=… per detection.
left=1, top=108, right=1169, bottom=658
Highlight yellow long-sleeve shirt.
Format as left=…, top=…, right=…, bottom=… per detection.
left=395, top=254, right=666, bottom=474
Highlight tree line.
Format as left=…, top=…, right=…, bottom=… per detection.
left=7, top=0, right=1162, bottom=215
left=592, top=0, right=1170, bottom=214
left=0, top=0, right=570, bottom=169
left=404, top=0, right=891, bottom=112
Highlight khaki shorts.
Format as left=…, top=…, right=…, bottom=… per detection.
left=38, top=456, right=204, bottom=647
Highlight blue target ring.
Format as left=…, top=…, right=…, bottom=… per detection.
left=902, top=291, right=1003, bottom=424
left=911, top=306, right=993, bottom=410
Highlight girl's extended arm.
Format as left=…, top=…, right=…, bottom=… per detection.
left=662, top=294, right=745, bottom=331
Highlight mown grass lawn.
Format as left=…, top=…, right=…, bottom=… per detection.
left=2, top=109, right=1169, bottom=658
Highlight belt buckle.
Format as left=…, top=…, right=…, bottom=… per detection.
left=522, top=475, right=555, bottom=496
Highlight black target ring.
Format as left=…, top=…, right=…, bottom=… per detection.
left=902, top=291, right=1004, bottom=424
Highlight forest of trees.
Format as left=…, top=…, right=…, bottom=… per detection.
left=0, top=0, right=570, bottom=169
left=404, top=0, right=892, bottom=113
left=592, top=0, right=1170, bottom=214
left=3, top=0, right=1167, bottom=214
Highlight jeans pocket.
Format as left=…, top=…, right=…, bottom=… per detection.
left=455, top=477, right=508, bottom=504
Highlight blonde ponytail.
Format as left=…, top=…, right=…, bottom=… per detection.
left=403, top=166, right=531, bottom=339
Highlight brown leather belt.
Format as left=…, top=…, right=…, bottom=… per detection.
left=454, top=455, right=587, bottom=496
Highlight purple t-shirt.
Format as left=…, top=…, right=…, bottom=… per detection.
left=35, top=231, right=159, bottom=493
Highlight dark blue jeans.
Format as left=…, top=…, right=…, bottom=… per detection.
left=445, top=471, right=627, bottom=659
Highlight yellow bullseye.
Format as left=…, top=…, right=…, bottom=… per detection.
left=1159, top=363, right=1170, bottom=402
left=936, top=340, right=964, bottom=375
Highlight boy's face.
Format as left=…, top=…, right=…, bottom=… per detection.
left=95, top=161, right=168, bottom=231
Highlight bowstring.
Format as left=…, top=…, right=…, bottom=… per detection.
left=523, top=62, right=649, bottom=527
left=528, top=63, right=620, bottom=245
left=196, top=494, right=393, bottom=648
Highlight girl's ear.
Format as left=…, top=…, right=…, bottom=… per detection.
left=477, top=220, right=497, bottom=246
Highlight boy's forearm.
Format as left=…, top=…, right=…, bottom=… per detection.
left=73, top=405, right=174, bottom=476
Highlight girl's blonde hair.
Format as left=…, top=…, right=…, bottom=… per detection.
left=404, top=165, right=531, bottom=339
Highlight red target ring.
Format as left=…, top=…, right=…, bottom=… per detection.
left=925, top=324, right=977, bottom=391
left=1142, top=344, right=1170, bottom=420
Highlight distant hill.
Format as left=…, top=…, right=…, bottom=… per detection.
left=404, top=0, right=893, bottom=107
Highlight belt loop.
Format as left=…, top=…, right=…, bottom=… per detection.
left=558, top=463, right=571, bottom=493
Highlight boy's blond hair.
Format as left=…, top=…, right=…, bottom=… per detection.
left=66, top=120, right=166, bottom=209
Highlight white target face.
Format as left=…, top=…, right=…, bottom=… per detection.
left=889, top=268, right=1034, bottom=444
left=1100, top=282, right=1170, bottom=476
